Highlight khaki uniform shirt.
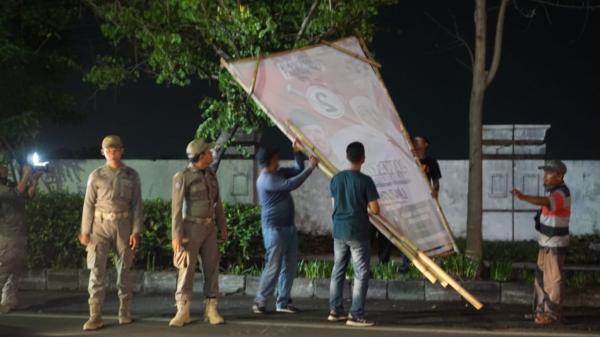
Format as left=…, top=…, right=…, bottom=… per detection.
left=81, top=165, right=143, bottom=235
left=171, top=165, right=226, bottom=241
left=0, top=182, right=26, bottom=237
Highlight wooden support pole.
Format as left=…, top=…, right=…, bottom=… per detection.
left=321, top=40, right=382, bottom=68
left=287, top=121, right=338, bottom=175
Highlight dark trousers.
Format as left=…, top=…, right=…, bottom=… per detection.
left=372, top=226, right=409, bottom=270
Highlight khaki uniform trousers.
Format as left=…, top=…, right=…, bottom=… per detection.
left=86, top=217, right=135, bottom=305
left=534, top=247, right=566, bottom=320
left=174, top=219, right=219, bottom=303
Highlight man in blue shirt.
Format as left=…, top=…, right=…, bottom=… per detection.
left=253, top=140, right=318, bottom=314
left=328, top=142, right=380, bottom=327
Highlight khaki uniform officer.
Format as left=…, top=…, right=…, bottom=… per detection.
left=79, top=135, right=143, bottom=331
left=169, top=139, right=228, bottom=327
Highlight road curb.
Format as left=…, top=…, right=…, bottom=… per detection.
left=20, top=269, right=600, bottom=307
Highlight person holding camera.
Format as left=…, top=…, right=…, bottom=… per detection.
left=0, top=162, right=43, bottom=314
left=79, top=135, right=144, bottom=331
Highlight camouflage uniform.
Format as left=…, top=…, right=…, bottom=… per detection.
left=0, top=181, right=27, bottom=311
left=81, top=165, right=143, bottom=306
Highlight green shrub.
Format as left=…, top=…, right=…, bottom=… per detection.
left=517, top=268, right=535, bottom=283
left=136, top=199, right=172, bottom=271
left=490, top=260, right=513, bottom=282
left=23, top=192, right=600, bottom=278
left=399, top=263, right=425, bottom=281
left=593, top=271, right=600, bottom=285
left=219, top=203, right=263, bottom=270
left=567, top=272, right=593, bottom=289
left=224, top=263, right=261, bottom=276
left=372, top=261, right=402, bottom=281
left=298, top=260, right=333, bottom=279
left=25, top=192, right=263, bottom=271
left=440, top=254, right=480, bottom=280
left=568, top=235, right=600, bottom=265
left=26, top=192, right=84, bottom=269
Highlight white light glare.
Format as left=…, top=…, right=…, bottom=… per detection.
left=32, top=152, right=48, bottom=167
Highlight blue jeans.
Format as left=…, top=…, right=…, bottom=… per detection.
left=329, top=239, right=370, bottom=319
left=254, top=225, right=298, bottom=309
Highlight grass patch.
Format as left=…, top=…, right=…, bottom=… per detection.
left=440, top=254, right=480, bottom=280
left=298, top=260, right=333, bottom=279
left=490, top=260, right=513, bottom=282
left=372, top=261, right=402, bottom=281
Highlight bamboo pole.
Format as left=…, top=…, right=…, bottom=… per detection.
left=321, top=40, right=382, bottom=68
left=249, top=56, right=262, bottom=95
left=370, top=217, right=438, bottom=284
left=286, top=121, right=338, bottom=174
left=416, top=250, right=482, bottom=309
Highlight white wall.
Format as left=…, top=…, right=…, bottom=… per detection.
left=39, top=159, right=600, bottom=240
left=41, top=159, right=255, bottom=204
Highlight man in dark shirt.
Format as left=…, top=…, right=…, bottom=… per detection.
left=252, top=140, right=318, bottom=314
left=328, top=142, right=380, bottom=327
left=413, top=136, right=442, bottom=198
left=375, top=135, right=442, bottom=268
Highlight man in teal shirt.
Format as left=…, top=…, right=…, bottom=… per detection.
left=328, top=142, right=380, bottom=327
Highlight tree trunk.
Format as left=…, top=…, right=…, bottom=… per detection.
left=465, top=0, right=487, bottom=261
left=210, top=124, right=239, bottom=172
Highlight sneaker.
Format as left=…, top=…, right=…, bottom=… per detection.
left=327, top=310, right=347, bottom=322
left=252, top=303, right=266, bottom=314
left=276, top=305, right=299, bottom=314
left=346, top=316, right=375, bottom=327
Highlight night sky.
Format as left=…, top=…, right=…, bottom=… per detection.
left=38, top=1, right=600, bottom=160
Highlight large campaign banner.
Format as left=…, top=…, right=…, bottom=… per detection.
left=224, top=37, right=456, bottom=256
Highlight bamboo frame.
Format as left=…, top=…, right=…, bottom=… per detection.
left=320, top=40, right=382, bottom=68
left=220, top=39, right=482, bottom=309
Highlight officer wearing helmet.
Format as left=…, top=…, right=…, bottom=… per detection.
left=169, top=138, right=228, bottom=327
left=79, top=135, right=144, bottom=331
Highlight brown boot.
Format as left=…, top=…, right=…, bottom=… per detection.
left=204, top=298, right=225, bottom=325
left=534, top=313, right=555, bottom=326
left=83, top=303, right=103, bottom=331
left=0, top=304, right=10, bottom=315
left=169, top=301, right=191, bottom=327
left=119, top=299, right=133, bottom=325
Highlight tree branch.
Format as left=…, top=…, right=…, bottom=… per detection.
left=425, top=12, right=474, bottom=67
left=513, top=0, right=537, bottom=18
left=295, top=0, right=320, bottom=46
left=486, top=0, right=510, bottom=87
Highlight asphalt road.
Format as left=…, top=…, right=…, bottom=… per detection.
left=1, top=291, right=600, bottom=337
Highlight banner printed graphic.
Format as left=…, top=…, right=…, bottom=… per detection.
left=225, top=37, right=455, bottom=256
